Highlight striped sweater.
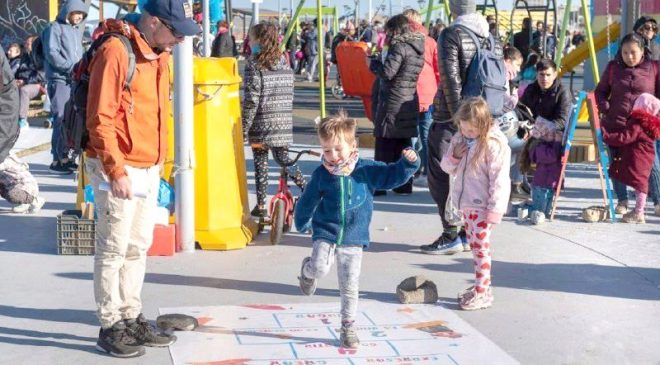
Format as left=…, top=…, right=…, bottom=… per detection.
left=242, top=56, right=294, bottom=147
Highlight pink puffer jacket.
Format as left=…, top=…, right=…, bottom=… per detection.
left=440, top=126, right=512, bottom=224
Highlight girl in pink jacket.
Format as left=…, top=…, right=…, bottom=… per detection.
left=440, top=97, right=512, bottom=311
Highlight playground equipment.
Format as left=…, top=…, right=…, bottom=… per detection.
left=334, top=42, right=377, bottom=121
left=508, top=0, right=557, bottom=59
left=559, top=21, right=620, bottom=77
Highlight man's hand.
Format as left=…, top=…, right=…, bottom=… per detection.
left=402, top=149, right=417, bottom=162
left=14, top=79, right=24, bottom=87
left=111, top=175, right=133, bottom=200
left=452, top=142, right=468, bottom=159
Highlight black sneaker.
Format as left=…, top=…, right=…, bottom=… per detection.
left=62, top=160, right=79, bottom=171
left=420, top=235, right=463, bottom=255
left=339, top=322, right=360, bottom=348
left=251, top=205, right=267, bottom=218
left=125, top=314, right=177, bottom=347
left=96, top=321, right=146, bottom=358
left=49, top=161, right=73, bottom=175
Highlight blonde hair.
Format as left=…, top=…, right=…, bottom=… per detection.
left=402, top=9, right=422, bottom=23
left=453, top=97, right=499, bottom=170
left=317, top=110, right=357, bottom=145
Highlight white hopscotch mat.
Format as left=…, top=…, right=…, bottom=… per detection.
left=160, top=300, right=518, bottom=365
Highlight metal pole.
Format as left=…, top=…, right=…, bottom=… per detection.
left=280, top=0, right=306, bottom=52
left=290, top=0, right=294, bottom=17
left=580, top=0, right=599, bottom=84
left=554, top=0, right=571, bottom=67
left=317, top=0, right=326, bottom=118
left=252, top=1, right=260, bottom=25
left=389, top=0, right=392, bottom=17
left=202, top=0, right=211, bottom=56
left=174, top=3, right=196, bottom=253
left=278, top=0, right=282, bottom=26
left=443, top=0, right=451, bottom=23
left=368, top=0, right=373, bottom=23
left=425, top=0, right=435, bottom=29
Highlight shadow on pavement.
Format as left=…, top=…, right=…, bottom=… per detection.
left=0, top=305, right=98, bottom=326
left=0, top=335, right=95, bottom=354
left=417, top=259, right=660, bottom=301
left=0, top=215, right=58, bottom=255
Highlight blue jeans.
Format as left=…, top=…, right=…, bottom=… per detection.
left=531, top=186, right=554, bottom=216
left=508, top=135, right=526, bottom=184
left=648, top=140, right=660, bottom=205
left=415, top=107, right=433, bottom=175
left=47, top=81, right=71, bottom=162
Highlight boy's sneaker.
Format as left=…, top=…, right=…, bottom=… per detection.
left=49, top=161, right=73, bottom=175
left=298, top=257, right=317, bottom=296
left=622, top=211, right=645, bottom=224
left=339, top=322, right=360, bottom=348
left=460, top=235, right=470, bottom=252
left=62, top=160, right=79, bottom=171
left=420, top=235, right=463, bottom=255
left=615, top=201, right=628, bottom=215
left=250, top=205, right=267, bottom=218
left=458, top=286, right=494, bottom=311
left=96, top=321, right=145, bottom=358
left=125, top=314, right=177, bottom=347
left=18, top=119, right=29, bottom=129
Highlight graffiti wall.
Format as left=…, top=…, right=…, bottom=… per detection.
left=0, top=0, right=50, bottom=47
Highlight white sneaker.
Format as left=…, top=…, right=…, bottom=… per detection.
left=530, top=210, right=546, bottom=225
left=13, top=196, right=45, bottom=214
left=413, top=175, right=428, bottom=187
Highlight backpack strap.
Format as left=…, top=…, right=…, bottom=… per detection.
left=453, top=24, right=487, bottom=52
left=92, top=32, right=136, bottom=89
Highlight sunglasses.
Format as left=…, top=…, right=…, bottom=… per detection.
left=642, top=24, right=658, bottom=32
left=158, top=18, right=183, bottom=38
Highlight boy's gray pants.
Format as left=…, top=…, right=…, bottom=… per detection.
left=303, top=240, right=363, bottom=323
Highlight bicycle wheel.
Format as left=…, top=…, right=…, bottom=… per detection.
left=270, top=199, right=285, bottom=245
left=331, top=82, right=345, bottom=100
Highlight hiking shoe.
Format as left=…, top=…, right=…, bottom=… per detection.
left=420, top=235, right=463, bottom=255
left=96, top=321, right=145, bottom=358
left=615, top=201, right=629, bottom=215
left=458, top=286, right=494, bottom=311
left=49, top=161, right=73, bottom=175
left=250, top=205, right=267, bottom=218
left=125, top=314, right=177, bottom=347
left=622, top=211, right=645, bottom=224
left=298, top=257, right=317, bottom=296
left=339, top=322, right=360, bottom=348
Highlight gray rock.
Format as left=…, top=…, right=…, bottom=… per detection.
left=396, top=275, right=438, bottom=304
left=156, top=314, right=199, bottom=331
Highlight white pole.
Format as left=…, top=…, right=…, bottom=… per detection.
left=278, top=0, right=282, bottom=26
left=389, top=0, right=392, bottom=17
left=252, top=1, right=260, bottom=25
left=368, top=0, right=373, bottom=22
left=174, top=7, right=196, bottom=253
left=202, top=0, right=211, bottom=56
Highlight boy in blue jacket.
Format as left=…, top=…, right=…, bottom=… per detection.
left=294, top=111, right=419, bottom=349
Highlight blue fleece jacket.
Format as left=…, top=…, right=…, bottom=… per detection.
left=294, top=156, right=419, bottom=247
left=42, top=0, right=88, bottom=83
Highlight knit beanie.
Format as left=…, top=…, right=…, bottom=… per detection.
left=449, top=0, right=476, bottom=17
left=633, top=93, right=660, bottom=116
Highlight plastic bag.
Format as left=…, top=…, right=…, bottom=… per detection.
left=157, top=179, right=175, bottom=212
left=444, top=174, right=464, bottom=226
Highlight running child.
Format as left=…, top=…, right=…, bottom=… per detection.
left=294, top=111, right=419, bottom=348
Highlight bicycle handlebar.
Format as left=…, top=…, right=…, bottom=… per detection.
left=273, top=149, right=321, bottom=167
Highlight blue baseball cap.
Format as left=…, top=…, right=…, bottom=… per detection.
left=143, top=0, right=200, bottom=37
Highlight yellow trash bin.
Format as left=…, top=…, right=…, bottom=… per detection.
left=189, top=57, right=257, bottom=250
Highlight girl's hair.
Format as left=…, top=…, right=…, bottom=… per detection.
left=523, top=52, right=540, bottom=70
left=249, top=23, right=282, bottom=70
left=385, top=14, right=410, bottom=37
left=503, top=45, right=523, bottom=62
left=620, top=32, right=645, bottom=52
left=317, top=110, right=357, bottom=145
left=453, top=97, right=498, bottom=170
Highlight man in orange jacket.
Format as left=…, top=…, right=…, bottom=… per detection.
left=85, top=0, right=199, bottom=358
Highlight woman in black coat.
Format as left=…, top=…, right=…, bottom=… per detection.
left=211, top=21, right=237, bottom=58
left=369, top=14, right=425, bottom=195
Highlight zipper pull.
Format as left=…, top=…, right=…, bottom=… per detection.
left=348, top=179, right=352, bottom=204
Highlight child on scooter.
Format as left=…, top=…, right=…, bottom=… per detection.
left=294, top=111, right=419, bottom=348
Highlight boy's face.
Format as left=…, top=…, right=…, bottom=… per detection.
left=321, top=136, right=355, bottom=165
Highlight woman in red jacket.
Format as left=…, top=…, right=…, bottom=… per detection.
left=594, top=33, right=660, bottom=216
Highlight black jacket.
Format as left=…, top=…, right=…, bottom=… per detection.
left=211, top=30, right=236, bottom=58
left=513, top=28, right=532, bottom=61
left=433, top=22, right=503, bottom=122
left=0, top=45, right=19, bottom=163
left=519, top=79, right=573, bottom=130
left=15, top=54, right=43, bottom=85
left=370, top=32, right=425, bottom=139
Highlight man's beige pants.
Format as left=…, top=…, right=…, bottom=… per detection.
left=86, top=158, right=160, bottom=329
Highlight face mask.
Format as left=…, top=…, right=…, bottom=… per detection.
left=251, top=44, right=261, bottom=55
left=464, top=137, right=477, bottom=148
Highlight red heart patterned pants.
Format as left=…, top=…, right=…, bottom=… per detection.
left=463, top=209, right=492, bottom=293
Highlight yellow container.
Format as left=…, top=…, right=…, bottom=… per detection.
left=189, top=57, right=257, bottom=250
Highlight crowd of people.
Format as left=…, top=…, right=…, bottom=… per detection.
left=0, top=0, right=659, bottom=358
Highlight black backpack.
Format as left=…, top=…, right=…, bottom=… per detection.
left=62, top=32, right=136, bottom=153
left=30, top=35, right=45, bottom=71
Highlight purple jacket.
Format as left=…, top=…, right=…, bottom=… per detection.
left=594, top=56, right=660, bottom=133
left=530, top=141, right=562, bottom=189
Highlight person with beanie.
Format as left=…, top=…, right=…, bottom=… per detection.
left=424, top=0, right=503, bottom=255
left=633, top=16, right=660, bottom=61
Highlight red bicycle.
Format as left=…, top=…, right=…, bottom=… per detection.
left=259, top=149, right=320, bottom=245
